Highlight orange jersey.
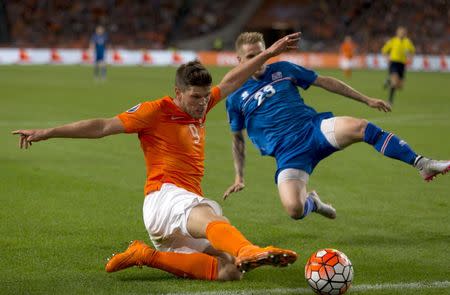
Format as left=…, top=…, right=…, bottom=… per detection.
left=340, top=41, right=355, bottom=58
left=117, top=86, right=222, bottom=196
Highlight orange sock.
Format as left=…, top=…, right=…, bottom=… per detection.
left=143, top=248, right=218, bottom=280
left=205, top=221, right=253, bottom=257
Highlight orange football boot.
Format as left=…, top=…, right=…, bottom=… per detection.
left=235, top=245, right=297, bottom=273
left=105, top=240, right=152, bottom=273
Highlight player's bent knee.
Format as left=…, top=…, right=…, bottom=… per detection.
left=285, top=203, right=305, bottom=220
left=217, top=261, right=243, bottom=281
left=356, top=119, right=369, bottom=138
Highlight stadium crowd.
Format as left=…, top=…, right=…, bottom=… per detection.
left=248, top=0, right=449, bottom=54
left=3, top=0, right=449, bottom=54
left=4, top=0, right=240, bottom=49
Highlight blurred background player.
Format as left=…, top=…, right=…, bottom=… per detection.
left=382, top=26, right=415, bottom=105
left=339, top=36, right=356, bottom=79
left=12, top=33, right=301, bottom=281
left=90, top=25, right=108, bottom=81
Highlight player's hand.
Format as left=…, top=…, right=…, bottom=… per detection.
left=11, top=129, right=49, bottom=149
left=223, top=177, right=245, bottom=200
left=367, top=98, right=392, bottom=112
left=266, top=32, right=301, bottom=57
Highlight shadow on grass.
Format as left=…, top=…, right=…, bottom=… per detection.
left=116, top=273, right=177, bottom=282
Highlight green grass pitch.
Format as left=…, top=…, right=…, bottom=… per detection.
left=1, top=65, right=449, bottom=294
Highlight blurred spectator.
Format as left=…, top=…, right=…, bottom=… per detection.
left=246, top=0, right=450, bottom=54
left=5, top=0, right=183, bottom=49
left=3, top=0, right=449, bottom=54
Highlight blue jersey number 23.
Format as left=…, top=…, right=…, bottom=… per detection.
left=254, top=85, right=276, bottom=106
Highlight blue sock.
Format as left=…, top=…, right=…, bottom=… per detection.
left=364, top=122, right=417, bottom=165
left=299, top=195, right=317, bottom=219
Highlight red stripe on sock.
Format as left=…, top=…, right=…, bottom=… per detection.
left=381, top=133, right=394, bottom=155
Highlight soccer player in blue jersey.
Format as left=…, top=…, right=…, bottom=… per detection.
left=90, top=25, right=108, bottom=80
left=223, top=32, right=449, bottom=221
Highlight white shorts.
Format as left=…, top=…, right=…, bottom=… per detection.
left=340, top=57, right=353, bottom=70
left=143, top=183, right=222, bottom=254
left=320, top=117, right=341, bottom=150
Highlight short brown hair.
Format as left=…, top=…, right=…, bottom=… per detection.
left=235, top=32, right=265, bottom=52
left=175, top=60, right=212, bottom=90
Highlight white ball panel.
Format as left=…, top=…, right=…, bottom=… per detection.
left=311, top=271, right=320, bottom=282
left=332, top=274, right=345, bottom=282
left=316, top=250, right=327, bottom=258
left=331, top=281, right=345, bottom=289
left=334, top=263, right=344, bottom=274
left=347, top=267, right=354, bottom=282
left=321, top=283, right=332, bottom=293
left=316, top=278, right=328, bottom=290
left=343, top=266, right=350, bottom=278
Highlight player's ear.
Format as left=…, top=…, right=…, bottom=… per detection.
left=174, top=87, right=182, bottom=99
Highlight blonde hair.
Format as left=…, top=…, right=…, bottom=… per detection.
left=235, top=32, right=265, bottom=52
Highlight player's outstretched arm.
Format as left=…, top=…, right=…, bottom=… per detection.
left=218, top=32, right=301, bottom=99
left=313, top=76, right=392, bottom=112
left=12, top=117, right=125, bottom=149
left=223, top=130, right=246, bottom=200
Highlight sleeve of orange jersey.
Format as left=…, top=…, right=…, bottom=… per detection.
left=117, top=101, right=159, bottom=133
left=206, top=86, right=222, bottom=114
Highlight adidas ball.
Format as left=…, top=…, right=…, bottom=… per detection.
left=305, top=249, right=353, bottom=295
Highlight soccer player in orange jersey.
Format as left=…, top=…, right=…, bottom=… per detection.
left=339, top=36, right=356, bottom=79
left=12, top=33, right=301, bottom=281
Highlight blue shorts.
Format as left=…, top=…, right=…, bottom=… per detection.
left=95, top=51, right=105, bottom=62
left=274, top=112, right=339, bottom=183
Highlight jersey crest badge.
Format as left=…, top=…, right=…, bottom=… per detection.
left=126, top=103, right=141, bottom=113
left=272, top=71, right=282, bottom=80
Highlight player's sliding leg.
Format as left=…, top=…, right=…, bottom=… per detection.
left=333, top=117, right=450, bottom=181
left=105, top=240, right=241, bottom=281
left=190, top=204, right=298, bottom=273
left=277, top=171, right=336, bottom=220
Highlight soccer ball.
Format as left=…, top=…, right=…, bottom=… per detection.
left=305, top=249, right=353, bottom=295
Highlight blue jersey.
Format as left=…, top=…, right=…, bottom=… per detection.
left=91, top=33, right=107, bottom=60
left=226, top=61, right=320, bottom=157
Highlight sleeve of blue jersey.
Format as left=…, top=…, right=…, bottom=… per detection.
left=280, top=61, right=318, bottom=90
left=225, top=96, right=245, bottom=132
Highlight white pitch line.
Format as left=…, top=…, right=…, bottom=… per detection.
left=164, top=281, right=450, bottom=295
